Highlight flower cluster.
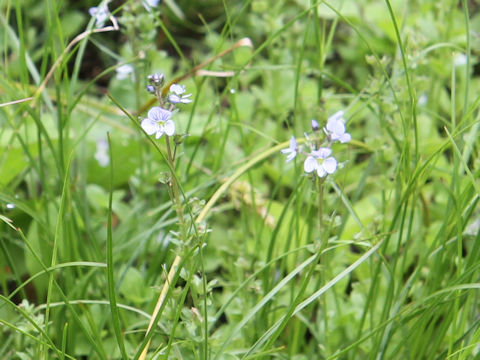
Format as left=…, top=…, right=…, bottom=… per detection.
left=89, top=2, right=112, bottom=28
left=281, top=111, right=351, bottom=178
left=141, top=73, right=193, bottom=139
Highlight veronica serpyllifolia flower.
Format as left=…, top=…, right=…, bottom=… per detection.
left=89, top=3, right=110, bottom=28
left=311, top=119, right=319, bottom=132
left=141, top=107, right=175, bottom=138
left=143, top=0, right=160, bottom=11
left=304, top=147, right=337, bottom=177
left=280, top=136, right=298, bottom=162
left=94, top=139, right=110, bottom=167
left=168, top=84, right=193, bottom=104
left=325, top=111, right=351, bottom=143
left=116, top=64, right=134, bottom=80
left=148, top=73, right=164, bottom=86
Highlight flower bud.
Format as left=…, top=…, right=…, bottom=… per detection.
left=311, top=119, right=319, bottom=132
left=146, top=85, right=155, bottom=94
left=148, top=72, right=164, bottom=86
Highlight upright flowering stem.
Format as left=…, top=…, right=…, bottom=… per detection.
left=138, top=77, right=193, bottom=360
left=165, top=135, right=187, bottom=240
left=317, top=178, right=324, bottom=237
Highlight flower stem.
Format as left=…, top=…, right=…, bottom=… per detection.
left=138, top=135, right=189, bottom=359
left=317, top=177, right=324, bottom=236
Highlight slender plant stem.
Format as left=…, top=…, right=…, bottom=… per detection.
left=138, top=135, right=188, bottom=360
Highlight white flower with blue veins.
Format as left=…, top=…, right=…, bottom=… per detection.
left=325, top=111, right=351, bottom=143
left=169, top=84, right=193, bottom=104
left=280, top=136, right=298, bottom=162
left=89, top=3, right=110, bottom=28
left=116, top=64, right=134, bottom=80
left=143, top=0, right=160, bottom=11
left=304, top=147, right=337, bottom=177
left=141, top=107, right=175, bottom=139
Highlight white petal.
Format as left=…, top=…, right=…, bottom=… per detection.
left=141, top=118, right=157, bottom=135
left=304, top=156, right=317, bottom=173
left=148, top=106, right=171, bottom=122
left=313, top=147, right=332, bottom=159
left=289, top=136, right=297, bottom=150
left=169, top=94, right=181, bottom=104
left=285, top=151, right=297, bottom=163
left=89, top=7, right=98, bottom=16
left=170, top=84, right=185, bottom=95
left=164, top=120, right=176, bottom=136
left=180, top=97, right=193, bottom=104
left=281, top=148, right=292, bottom=154
left=155, top=129, right=165, bottom=139
left=116, top=64, right=134, bottom=80
left=328, top=110, right=344, bottom=122
left=340, top=133, right=351, bottom=143
left=316, top=167, right=327, bottom=177
left=323, top=157, right=337, bottom=174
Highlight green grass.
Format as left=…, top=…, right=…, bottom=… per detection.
left=1, top=0, right=480, bottom=359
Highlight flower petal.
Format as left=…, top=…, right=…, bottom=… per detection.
left=141, top=118, right=157, bottom=135
left=339, top=133, right=351, bottom=143
left=313, top=147, right=332, bottom=159
left=148, top=106, right=171, bottom=122
left=170, top=84, right=185, bottom=95
left=285, top=151, right=297, bottom=162
left=316, top=166, right=327, bottom=177
left=155, top=129, right=165, bottom=139
left=180, top=96, right=193, bottom=104
left=289, top=136, right=297, bottom=150
left=169, top=94, right=181, bottom=104
left=323, top=157, right=337, bottom=174
left=164, top=120, right=176, bottom=136
left=304, top=156, right=317, bottom=173
left=328, top=110, right=344, bottom=122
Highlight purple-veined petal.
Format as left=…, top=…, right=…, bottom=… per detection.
left=327, top=117, right=345, bottom=134
left=312, top=147, right=332, bottom=159
left=323, top=157, right=337, bottom=174
left=304, top=156, right=317, bottom=173
left=141, top=118, right=158, bottom=135
left=164, top=120, right=176, bottom=136
left=148, top=106, right=171, bottom=122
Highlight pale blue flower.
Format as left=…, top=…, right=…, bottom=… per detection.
left=304, top=147, right=337, bottom=177
left=141, top=107, right=175, bottom=138
left=169, top=84, right=193, bottom=104
left=89, top=3, right=110, bottom=28
left=311, top=119, right=319, bottom=131
left=325, top=111, right=351, bottom=143
left=116, top=64, right=134, bottom=80
left=280, top=136, right=298, bottom=162
left=94, top=139, right=110, bottom=167
left=143, top=0, right=160, bottom=11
